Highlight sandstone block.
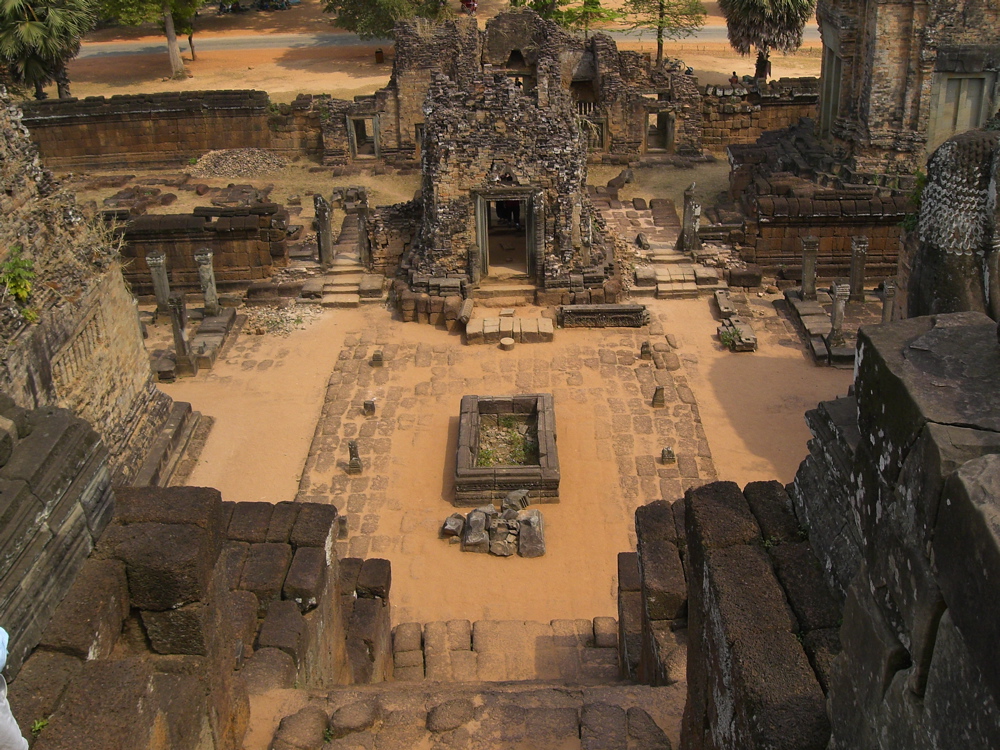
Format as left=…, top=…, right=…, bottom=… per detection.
left=282, top=546, right=327, bottom=613
left=289, top=502, right=338, bottom=552
left=271, top=706, right=329, bottom=750
left=141, top=603, right=211, bottom=655
left=240, top=543, right=293, bottom=615
left=356, top=557, right=391, bottom=599
left=593, top=616, right=618, bottom=648
left=241, top=647, right=296, bottom=694
left=393, top=622, right=422, bottom=653
left=227, top=501, right=273, bottom=543
left=617, top=551, right=641, bottom=592
left=38, top=558, right=128, bottom=660
left=257, top=600, right=307, bottom=666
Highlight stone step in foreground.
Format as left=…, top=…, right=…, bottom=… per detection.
left=465, top=316, right=554, bottom=345
left=391, top=618, right=621, bottom=684
left=272, top=680, right=681, bottom=750
left=321, top=293, right=361, bottom=308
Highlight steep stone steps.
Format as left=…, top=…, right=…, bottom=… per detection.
left=272, top=680, right=682, bottom=750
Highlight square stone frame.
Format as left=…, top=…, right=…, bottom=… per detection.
left=454, top=394, right=560, bottom=506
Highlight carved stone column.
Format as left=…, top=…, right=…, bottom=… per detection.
left=849, top=236, right=869, bottom=303
left=828, top=280, right=850, bottom=348
left=146, top=251, right=171, bottom=314
left=194, top=248, right=220, bottom=317
left=801, top=236, right=819, bottom=301
left=881, top=279, right=896, bottom=324
left=315, top=194, right=334, bottom=270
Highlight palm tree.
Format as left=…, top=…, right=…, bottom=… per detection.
left=0, top=0, right=95, bottom=99
left=718, top=0, right=816, bottom=81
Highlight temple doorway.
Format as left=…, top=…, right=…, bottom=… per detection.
left=486, top=198, right=528, bottom=278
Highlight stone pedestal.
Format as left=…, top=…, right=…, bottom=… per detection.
left=801, top=236, right=819, bottom=301
left=827, top=280, right=850, bottom=349
left=315, top=195, right=334, bottom=270
left=346, top=440, right=363, bottom=474
left=146, top=251, right=171, bottom=314
left=849, top=236, right=868, bottom=303
left=194, top=248, right=220, bottom=317
left=881, top=279, right=896, bottom=324
left=677, top=183, right=701, bottom=256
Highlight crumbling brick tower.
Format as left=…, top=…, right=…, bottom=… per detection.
left=816, top=0, right=1000, bottom=182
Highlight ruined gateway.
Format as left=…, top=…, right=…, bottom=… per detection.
left=0, top=8, right=999, bottom=750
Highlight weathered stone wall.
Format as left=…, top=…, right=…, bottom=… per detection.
left=729, top=122, right=909, bottom=275
left=119, top=203, right=290, bottom=294
left=0, top=401, right=113, bottom=677
left=20, top=91, right=323, bottom=169
left=0, top=92, right=171, bottom=484
left=818, top=0, right=1000, bottom=180
left=368, top=200, right=421, bottom=275
left=789, top=312, right=1000, bottom=748
left=701, top=78, right=819, bottom=150
left=679, top=481, right=834, bottom=750
left=9, top=486, right=356, bottom=750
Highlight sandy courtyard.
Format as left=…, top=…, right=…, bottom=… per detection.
left=160, top=296, right=851, bottom=628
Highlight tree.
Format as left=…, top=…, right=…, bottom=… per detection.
left=99, top=0, right=201, bottom=78
left=718, top=0, right=816, bottom=80
left=0, top=0, right=96, bottom=99
left=562, top=0, right=620, bottom=39
left=508, top=0, right=570, bottom=24
left=623, top=0, right=704, bottom=66
left=322, top=0, right=444, bottom=40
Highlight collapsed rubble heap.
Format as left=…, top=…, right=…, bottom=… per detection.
left=442, top=490, right=545, bottom=558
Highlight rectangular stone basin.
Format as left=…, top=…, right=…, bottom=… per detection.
left=455, top=394, right=559, bottom=505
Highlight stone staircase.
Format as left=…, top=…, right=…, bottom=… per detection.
left=591, top=191, right=726, bottom=301
left=300, top=215, right=386, bottom=307
left=470, top=277, right=537, bottom=305
left=269, top=617, right=684, bottom=749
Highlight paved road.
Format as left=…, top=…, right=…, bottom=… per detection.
left=77, top=24, right=820, bottom=58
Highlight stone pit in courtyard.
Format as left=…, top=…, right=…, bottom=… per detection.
left=455, top=394, right=559, bottom=505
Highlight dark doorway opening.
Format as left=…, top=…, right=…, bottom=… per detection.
left=645, top=112, right=674, bottom=152
left=486, top=198, right=528, bottom=278
left=350, top=117, right=376, bottom=158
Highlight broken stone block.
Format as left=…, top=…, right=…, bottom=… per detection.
left=257, top=600, right=307, bottom=666
left=339, top=557, right=363, bottom=595
left=503, top=488, right=530, bottom=511
left=490, top=540, right=515, bottom=556
left=538, top=317, right=555, bottom=342
left=461, top=510, right=489, bottom=553
left=639, top=538, right=687, bottom=621
left=282, top=546, right=327, bottom=613
left=517, top=509, right=545, bottom=557
left=442, top=513, right=465, bottom=537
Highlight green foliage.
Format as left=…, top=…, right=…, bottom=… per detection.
left=323, top=728, right=335, bottom=742
left=21, top=306, right=39, bottom=323
left=622, top=0, right=705, bottom=63
left=477, top=446, right=498, bottom=466
left=99, top=0, right=201, bottom=76
left=0, top=0, right=96, bottom=94
left=718, top=328, right=738, bottom=350
left=321, top=0, right=434, bottom=39
left=562, top=0, right=620, bottom=37
left=510, top=0, right=572, bottom=24
left=30, top=719, right=48, bottom=736
left=761, top=535, right=781, bottom=550
left=718, top=0, right=815, bottom=71
left=1, top=245, right=35, bottom=304
left=900, top=168, right=926, bottom=232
